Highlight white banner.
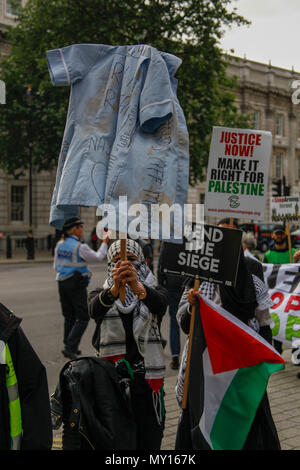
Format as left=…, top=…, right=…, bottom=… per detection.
left=263, top=262, right=300, bottom=348
left=205, top=126, right=272, bottom=221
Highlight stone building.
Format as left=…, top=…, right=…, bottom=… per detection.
left=1, top=2, right=300, bottom=254
left=0, top=1, right=59, bottom=253
left=0, top=0, right=18, bottom=55
left=0, top=0, right=96, bottom=255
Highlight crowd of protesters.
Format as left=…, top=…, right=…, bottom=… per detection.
left=2, top=216, right=299, bottom=450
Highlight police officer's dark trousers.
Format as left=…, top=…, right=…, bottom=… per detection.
left=58, top=275, right=89, bottom=354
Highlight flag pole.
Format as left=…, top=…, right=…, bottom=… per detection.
left=181, top=278, right=200, bottom=410
left=119, top=236, right=127, bottom=301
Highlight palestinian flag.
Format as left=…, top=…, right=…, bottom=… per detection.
left=188, top=296, right=285, bottom=450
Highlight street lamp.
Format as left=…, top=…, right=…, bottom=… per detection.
left=26, top=84, right=35, bottom=260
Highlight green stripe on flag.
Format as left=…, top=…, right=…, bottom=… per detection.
left=210, top=362, right=284, bottom=450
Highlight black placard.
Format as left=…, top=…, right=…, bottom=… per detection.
left=161, top=224, right=242, bottom=287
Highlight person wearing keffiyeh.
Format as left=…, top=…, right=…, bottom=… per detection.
left=88, top=239, right=168, bottom=450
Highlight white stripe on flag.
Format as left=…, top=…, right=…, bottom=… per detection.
left=199, top=348, right=237, bottom=448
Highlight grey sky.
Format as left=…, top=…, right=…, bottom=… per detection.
left=220, top=0, right=300, bottom=72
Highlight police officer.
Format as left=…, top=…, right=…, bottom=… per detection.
left=54, top=217, right=109, bottom=360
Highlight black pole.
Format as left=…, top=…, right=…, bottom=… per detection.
left=26, top=85, right=35, bottom=260
left=29, top=144, right=33, bottom=227
left=6, top=235, right=12, bottom=259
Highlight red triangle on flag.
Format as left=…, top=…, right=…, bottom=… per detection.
left=198, top=296, right=284, bottom=374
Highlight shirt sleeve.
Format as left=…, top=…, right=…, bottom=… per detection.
left=79, top=242, right=108, bottom=263
left=46, top=44, right=101, bottom=86
left=139, top=50, right=174, bottom=133
left=88, top=288, right=110, bottom=321
left=176, top=288, right=191, bottom=334
left=141, top=285, right=168, bottom=319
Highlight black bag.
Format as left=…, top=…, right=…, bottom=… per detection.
left=73, top=271, right=89, bottom=288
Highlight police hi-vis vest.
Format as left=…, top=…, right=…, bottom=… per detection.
left=56, top=236, right=90, bottom=281
left=0, top=340, right=22, bottom=450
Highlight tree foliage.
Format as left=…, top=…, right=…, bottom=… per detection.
left=0, top=0, right=250, bottom=183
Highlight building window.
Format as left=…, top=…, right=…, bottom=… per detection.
left=6, top=0, right=21, bottom=16
left=275, top=114, right=284, bottom=137
left=252, top=110, right=260, bottom=130
left=11, top=186, right=25, bottom=222
left=199, top=193, right=205, bottom=205
left=275, top=153, right=282, bottom=178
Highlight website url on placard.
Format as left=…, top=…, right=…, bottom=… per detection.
left=207, top=208, right=261, bottom=216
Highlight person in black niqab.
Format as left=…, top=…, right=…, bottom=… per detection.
left=175, top=219, right=280, bottom=450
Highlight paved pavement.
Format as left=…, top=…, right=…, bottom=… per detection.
left=52, top=346, right=300, bottom=451
left=2, top=252, right=300, bottom=451
left=0, top=250, right=53, bottom=264
left=265, top=348, right=300, bottom=450
left=162, top=348, right=300, bottom=451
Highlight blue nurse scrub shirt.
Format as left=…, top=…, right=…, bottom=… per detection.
left=47, top=43, right=189, bottom=239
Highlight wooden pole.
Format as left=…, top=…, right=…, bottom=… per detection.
left=286, top=221, right=293, bottom=263
left=119, top=237, right=127, bottom=301
left=181, top=278, right=200, bottom=410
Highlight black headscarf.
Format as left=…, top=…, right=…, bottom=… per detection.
left=218, top=247, right=257, bottom=323
left=184, top=247, right=257, bottom=324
